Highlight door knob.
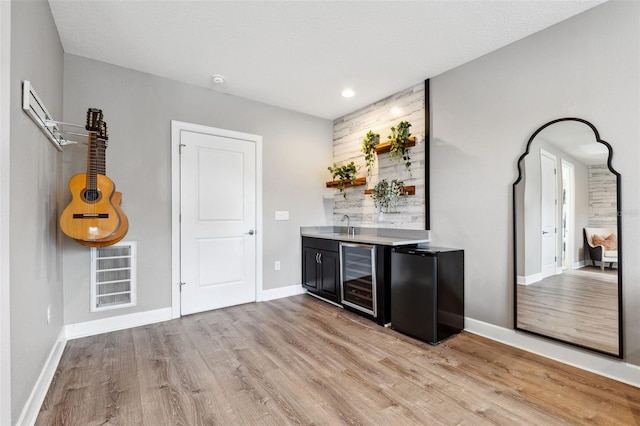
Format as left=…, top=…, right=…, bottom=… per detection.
left=245, top=230, right=255, bottom=235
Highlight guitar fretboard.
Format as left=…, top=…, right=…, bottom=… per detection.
left=86, top=131, right=99, bottom=191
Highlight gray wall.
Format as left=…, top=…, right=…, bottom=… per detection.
left=9, top=0, right=64, bottom=420
left=430, top=1, right=640, bottom=363
left=0, top=2, right=11, bottom=423
left=62, top=55, right=333, bottom=324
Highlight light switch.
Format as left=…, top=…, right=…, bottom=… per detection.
left=275, top=211, right=289, bottom=221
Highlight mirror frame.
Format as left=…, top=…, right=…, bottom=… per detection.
left=513, top=117, right=623, bottom=358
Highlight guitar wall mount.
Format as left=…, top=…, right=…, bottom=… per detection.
left=22, top=80, right=90, bottom=151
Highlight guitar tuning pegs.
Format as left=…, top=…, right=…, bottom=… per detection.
left=85, top=107, right=104, bottom=131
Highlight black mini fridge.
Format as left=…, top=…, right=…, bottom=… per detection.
left=391, top=246, right=464, bottom=344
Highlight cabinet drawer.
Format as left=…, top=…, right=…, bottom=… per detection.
left=302, top=237, right=339, bottom=252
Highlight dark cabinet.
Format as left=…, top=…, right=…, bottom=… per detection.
left=391, top=247, right=464, bottom=344
left=302, top=237, right=340, bottom=303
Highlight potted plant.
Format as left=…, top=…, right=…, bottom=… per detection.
left=371, top=178, right=406, bottom=212
left=388, top=121, right=412, bottom=175
left=327, top=161, right=359, bottom=197
left=361, top=130, right=380, bottom=175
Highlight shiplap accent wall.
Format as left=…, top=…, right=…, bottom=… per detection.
left=588, top=164, right=617, bottom=227
left=331, top=83, right=426, bottom=229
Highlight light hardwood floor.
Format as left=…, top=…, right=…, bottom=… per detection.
left=37, top=294, right=639, bottom=425
left=517, top=266, right=619, bottom=354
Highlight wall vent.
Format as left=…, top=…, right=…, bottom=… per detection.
left=91, top=241, right=137, bottom=312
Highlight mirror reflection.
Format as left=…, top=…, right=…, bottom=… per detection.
left=514, top=118, right=621, bottom=357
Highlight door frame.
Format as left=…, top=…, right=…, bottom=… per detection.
left=170, top=120, right=263, bottom=319
left=561, top=159, right=575, bottom=271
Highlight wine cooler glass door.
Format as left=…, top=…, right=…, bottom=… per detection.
left=340, top=243, right=377, bottom=317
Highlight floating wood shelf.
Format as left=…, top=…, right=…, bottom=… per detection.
left=364, top=185, right=416, bottom=196
left=374, top=136, right=416, bottom=155
left=326, top=177, right=367, bottom=188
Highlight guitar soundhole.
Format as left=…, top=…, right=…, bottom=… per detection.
left=83, top=189, right=101, bottom=203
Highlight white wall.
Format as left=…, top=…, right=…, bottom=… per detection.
left=519, top=139, right=589, bottom=277
left=430, top=1, right=640, bottom=364
left=9, top=0, right=65, bottom=421
left=62, top=55, right=333, bottom=325
left=0, top=2, right=11, bottom=423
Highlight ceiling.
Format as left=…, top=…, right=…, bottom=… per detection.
left=536, top=120, right=609, bottom=165
left=48, top=1, right=605, bottom=120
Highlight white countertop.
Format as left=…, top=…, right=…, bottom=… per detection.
left=301, top=226, right=430, bottom=247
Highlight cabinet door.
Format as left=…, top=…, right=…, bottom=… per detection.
left=318, top=249, right=339, bottom=301
left=303, top=247, right=319, bottom=291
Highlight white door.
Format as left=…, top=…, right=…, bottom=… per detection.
left=540, top=150, right=557, bottom=278
left=179, top=129, right=257, bottom=315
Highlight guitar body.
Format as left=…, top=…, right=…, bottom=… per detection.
left=60, top=173, right=121, bottom=241
left=75, top=191, right=129, bottom=247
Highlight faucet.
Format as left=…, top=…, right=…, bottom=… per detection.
left=342, top=214, right=355, bottom=237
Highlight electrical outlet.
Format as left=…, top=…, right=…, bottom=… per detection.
left=47, top=305, right=51, bottom=324
left=274, top=261, right=281, bottom=271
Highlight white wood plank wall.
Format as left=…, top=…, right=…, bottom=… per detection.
left=331, top=83, right=426, bottom=229
left=588, top=164, right=617, bottom=227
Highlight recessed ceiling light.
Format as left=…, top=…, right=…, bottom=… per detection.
left=341, top=89, right=355, bottom=98
left=212, top=74, right=225, bottom=84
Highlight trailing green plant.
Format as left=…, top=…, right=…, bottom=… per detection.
left=388, top=120, right=412, bottom=175
left=327, top=161, right=359, bottom=197
left=361, top=130, right=380, bottom=175
left=371, top=178, right=406, bottom=212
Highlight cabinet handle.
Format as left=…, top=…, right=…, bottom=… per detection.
left=317, top=253, right=322, bottom=264
left=315, top=253, right=319, bottom=263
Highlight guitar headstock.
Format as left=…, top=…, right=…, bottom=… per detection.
left=85, top=108, right=104, bottom=132
left=98, top=121, right=109, bottom=142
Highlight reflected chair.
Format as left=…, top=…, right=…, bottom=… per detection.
left=583, top=227, right=618, bottom=270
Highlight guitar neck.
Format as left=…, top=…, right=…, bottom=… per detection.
left=86, top=131, right=99, bottom=189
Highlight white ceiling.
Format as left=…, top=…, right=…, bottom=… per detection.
left=48, top=0, right=605, bottom=120
left=536, top=120, right=609, bottom=165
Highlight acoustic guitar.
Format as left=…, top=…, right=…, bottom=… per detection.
left=75, top=120, right=129, bottom=247
left=60, top=109, right=121, bottom=241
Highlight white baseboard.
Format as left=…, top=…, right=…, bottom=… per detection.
left=16, top=328, right=67, bottom=426
left=517, top=272, right=542, bottom=285
left=261, top=284, right=306, bottom=302
left=465, top=318, right=640, bottom=388
left=65, top=307, right=173, bottom=340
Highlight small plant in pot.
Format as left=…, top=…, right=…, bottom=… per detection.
left=327, top=161, right=359, bottom=197
left=388, top=120, right=412, bottom=175
left=361, top=130, right=380, bottom=175
left=371, top=178, right=406, bottom=212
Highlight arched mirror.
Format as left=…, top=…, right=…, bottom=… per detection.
left=513, top=118, right=622, bottom=358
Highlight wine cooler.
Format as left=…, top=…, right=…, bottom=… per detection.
left=340, top=242, right=377, bottom=317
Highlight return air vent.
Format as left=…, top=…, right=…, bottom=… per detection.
left=91, top=241, right=137, bottom=312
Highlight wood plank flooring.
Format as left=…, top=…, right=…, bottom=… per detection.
left=517, top=266, right=619, bottom=354
left=37, top=294, right=640, bottom=425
